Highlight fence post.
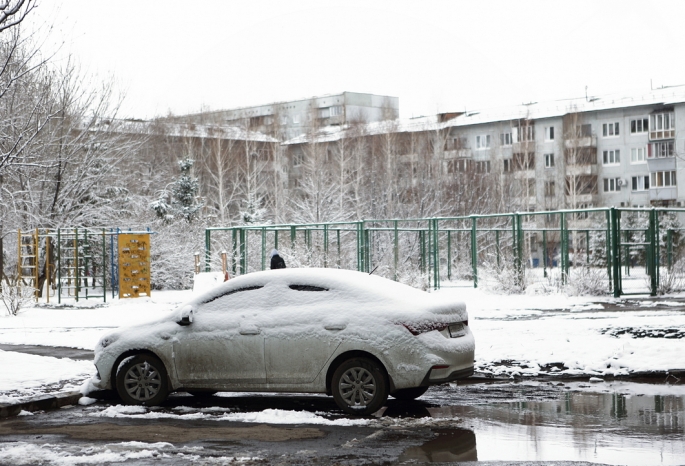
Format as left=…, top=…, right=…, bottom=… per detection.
left=447, top=229, right=451, bottom=281
left=393, top=220, right=399, bottom=281
left=542, top=229, right=547, bottom=278
left=324, top=224, right=329, bottom=268
left=648, top=208, right=658, bottom=296
left=261, top=227, right=266, bottom=271
left=231, top=229, right=237, bottom=275
left=559, top=212, right=569, bottom=284
left=471, top=216, right=477, bottom=288
left=514, top=213, right=523, bottom=288
left=610, top=207, right=621, bottom=298
left=356, top=221, right=363, bottom=272
left=432, top=218, right=440, bottom=290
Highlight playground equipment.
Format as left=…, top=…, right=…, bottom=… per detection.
left=14, top=228, right=151, bottom=303
left=204, top=207, right=685, bottom=298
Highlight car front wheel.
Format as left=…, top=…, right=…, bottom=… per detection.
left=331, top=358, right=388, bottom=415
left=115, top=354, right=169, bottom=406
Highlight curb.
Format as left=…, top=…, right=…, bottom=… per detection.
left=0, top=391, right=82, bottom=419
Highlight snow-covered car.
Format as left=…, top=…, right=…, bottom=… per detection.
left=87, top=268, right=475, bottom=415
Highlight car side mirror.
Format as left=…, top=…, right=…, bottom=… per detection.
left=178, top=305, right=194, bottom=326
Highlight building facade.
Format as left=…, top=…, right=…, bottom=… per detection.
left=438, top=88, right=685, bottom=210
left=173, top=91, right=400, bottom=140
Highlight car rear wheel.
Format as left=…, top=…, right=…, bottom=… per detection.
left=391, top=386, right=429, bottom=400
left=332, top=358, right=388, bottom=415
left=116, top=354, right=169, bottom=406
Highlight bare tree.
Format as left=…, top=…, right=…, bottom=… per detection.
left=0, top=0, right=35, bottom=33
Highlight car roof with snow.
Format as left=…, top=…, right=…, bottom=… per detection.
left=185, top=268, right=465, bottom=320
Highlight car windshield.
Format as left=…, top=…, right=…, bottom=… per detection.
left=203, top=285, right=264, bottom=304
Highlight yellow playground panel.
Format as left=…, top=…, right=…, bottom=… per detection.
left=118, top=233, right=151, bottom=298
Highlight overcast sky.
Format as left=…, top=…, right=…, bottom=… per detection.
left=28, top=0, right=685, bottom=120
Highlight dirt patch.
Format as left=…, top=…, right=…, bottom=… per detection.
left=601, top=327, right=685, bottom=339
left=0, top=421, right=325, bottom=442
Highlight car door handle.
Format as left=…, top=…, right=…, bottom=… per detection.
left=239, top=328, right=260, bottom=335
left=324, top=324, right=346, bottom=331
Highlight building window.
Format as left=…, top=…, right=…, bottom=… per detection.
left=650, top=112, right=675, bottom=139
left=630, top=146, right=646, bottom=163
left=476, top=135, right=491, bottom=150
left=575, top=124, right=592, bottom=138
left=603, top=178, right=622, bottom=192
left=630, top=118, right=648, bottom=134
left=602, top=149, right=620, bottom=165
left=544, top=181, right=555, bottom=197
left=565, top=175, right=597, bottom=195
left=456, top=159, right=471, bottom=172
left=330, top=105, right=343, bottom=117
left=475, top=161, right=491, bottom=173
left=544, top=153, right=555, bottom=168
left=503, top=159, right=512, bottom=172
left=280, top=114, right=288, bottom=125
left=631, top=175, right=650, bottom=191
left=650, top=170, right=677, bottom=188
left=545, top=126, right=555, bottom=141
left=292, top=115, right=300, bottom=124
left=445, top=137, right=466, bottom=151
left=500, top=132, right=512, bottom=146
left=648, top=141, right=675, bottom=158
left=513, top=123, right=534, bottom=142
left=318, top=107, right=330, bottom=118
left=513, top=152, right=535, bottom=170
left=602, top=122, right=619, bottom=137
left=293, top=152, right=304, bottom=167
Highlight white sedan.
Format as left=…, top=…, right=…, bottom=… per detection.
left=87, top=268, right=475, bottom=415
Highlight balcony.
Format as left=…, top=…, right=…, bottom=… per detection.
left=564, top=135, right=597, bottom=149
left=444, top=149, right=472, bottom=159
left=650, top=187, right=677, bottom=201
left=566, top=164, right=598, bottom=176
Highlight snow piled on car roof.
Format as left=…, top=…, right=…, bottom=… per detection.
left=189, top=268, right=466, bottom=322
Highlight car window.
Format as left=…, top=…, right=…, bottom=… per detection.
left=289, top=284, right=328, bottom=292
left=203, top=286, right=263, bottom=304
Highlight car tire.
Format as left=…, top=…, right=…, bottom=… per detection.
left=391, top=386, right=429, bottom=400
left=115, top=354, right=169, bottom=406
left=331, top=358, right=388, bottom=415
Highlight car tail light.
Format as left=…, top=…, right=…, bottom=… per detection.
left=401, top=322, right=448, bottom=335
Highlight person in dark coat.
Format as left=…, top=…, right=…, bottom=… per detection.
left=270, top=249, right=286, bottom=269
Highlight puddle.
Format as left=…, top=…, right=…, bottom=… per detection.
left=402, top=390, right=684, bottom=464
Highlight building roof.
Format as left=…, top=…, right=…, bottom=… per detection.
left=282, top=87, right=685, bottom=145
left=440, top=86, right=685, bottom=128
left=88, top=119, right=279, bottom=143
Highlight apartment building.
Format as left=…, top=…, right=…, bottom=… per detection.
left=283, top=87, right=685, bottom=211
left=173, top=91, right=399, bottom=140
left=439, top=87, right=685, bottom=210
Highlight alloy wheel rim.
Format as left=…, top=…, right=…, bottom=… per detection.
left=339, top=367, right=376, bottom=406
left=124, top=361, right=162, bottom=401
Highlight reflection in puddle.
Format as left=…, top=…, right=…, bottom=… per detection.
left=399, top=428, right=477, bottom=463
left=402, top=390, right=684, bottom=464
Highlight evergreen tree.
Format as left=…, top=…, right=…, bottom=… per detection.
left=151, top=158, right=203, bottom=223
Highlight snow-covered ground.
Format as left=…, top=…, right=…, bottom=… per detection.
left=1, top=281, right=684, bottom=404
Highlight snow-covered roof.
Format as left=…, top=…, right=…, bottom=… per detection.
left=440, top=86, right=685, bottom=128
left=282, top=115, right=441, bottom=145
left=282, top=87, right=685, bottom=145
left=83, top=118, right=279, bottom=143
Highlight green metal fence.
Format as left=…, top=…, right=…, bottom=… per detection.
left=204, top=207, right=685, bottom=297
